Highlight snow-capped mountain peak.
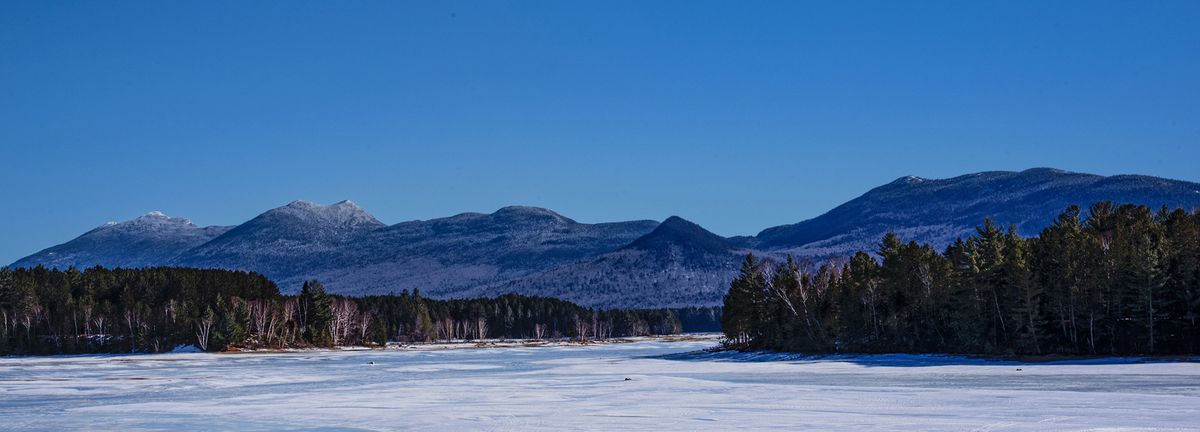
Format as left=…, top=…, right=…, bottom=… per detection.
left=266, top=199, right=384, bottom=228
left=11, top=211, right=231, bottom=270
left=127, top=211, right=197, bottom=227
left=285, top=199, right=319, bottom=208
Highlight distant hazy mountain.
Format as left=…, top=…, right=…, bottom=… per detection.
left=11, top=168, right=1200, bottom=307
left=10, top=212, right=231, bottom=269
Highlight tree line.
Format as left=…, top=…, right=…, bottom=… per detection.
left=723, top=202, right=1200, bottom=355
left=0, top=266, right=719, bottom=355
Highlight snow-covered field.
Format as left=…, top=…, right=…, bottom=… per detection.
left=2, top=336, right=1199, bottom=431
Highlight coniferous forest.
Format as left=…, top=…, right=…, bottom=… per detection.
left=6, top=201, right=1197, bottom=357
left=0, top=266, right=717, bottom=355
left=723, top=202, right=1200, bottom=356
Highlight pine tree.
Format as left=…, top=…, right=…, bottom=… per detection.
left=1033, top=206, right=1086, bottom=353
left=299, top=281, right=334, bottom=347
left=722, top=254, right=763, bottom=345
left=1004, top=229, right=1041, bottom=354
left=944, top=238, right=985, bottom=352
left=1127, top=231, right=1168, bottom=353
left=410, top=289, right=435, bottom=341
left=1159, top=208, right=1200, bottom=353
left=837, top=251, right=880, bottom=351
left=973, top=219, right=1011, bottom=349
left=766, top=256, right=801, bottom=350
left=224, top=299, right=251, bottom=348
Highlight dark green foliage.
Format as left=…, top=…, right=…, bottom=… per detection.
left=724, top=202, right=1200, bottom=355
left=721, top=254, right=764, bottom=344
left=675, top=306, right=723, bottom=333
left=0, top=267, right=277, bottom=355
left=0, top=267, right=720, bottom=355
left=299, top=281, right=334, bottom=347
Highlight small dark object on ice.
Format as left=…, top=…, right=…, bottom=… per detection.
left=1015, top=368, right=1022, bottom=371
left=624, top=377, right=632, bottom=381
left=369, top=361, right=376, bottom=365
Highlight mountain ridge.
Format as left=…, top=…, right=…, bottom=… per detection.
left=10, top=211, right=233, bottom=270
left=754, top=168, right=1200, bottom=255
left=11, top=168, right=1200, bottom=307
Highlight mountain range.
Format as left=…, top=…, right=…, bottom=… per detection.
left=12, top=168, right=1200, bottom=308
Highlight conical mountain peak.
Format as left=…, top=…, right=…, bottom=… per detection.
left=625, top=215, right=733, bottom=256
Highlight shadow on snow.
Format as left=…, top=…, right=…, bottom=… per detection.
left=649, top=349, right=1200, bottom=367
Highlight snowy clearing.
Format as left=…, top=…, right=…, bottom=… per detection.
left=1, top=336, right=1199, bottom=431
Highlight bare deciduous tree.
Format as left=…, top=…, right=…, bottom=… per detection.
left=475, top=317, right=488, bottom=340
left=196, top=308, right=215, bottom=351
left=330, top=298, right=359, bottom=346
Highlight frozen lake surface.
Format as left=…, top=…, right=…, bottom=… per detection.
left=2, top=337, right=1199, bottom=431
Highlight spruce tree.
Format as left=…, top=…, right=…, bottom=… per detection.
left=838, top=251, right=880, bottom=351
left=722, top=254, right=763, bottom=345
left=1004, top=230, right=1040, bottom=354
left=766, top=256, right=801, bottom=350
left=1127, top=232, right=1168, bottom=353
left=299, top=281, right=334, bottom=347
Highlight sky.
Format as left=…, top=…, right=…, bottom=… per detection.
left=2, top=1, right=1199, bottom=265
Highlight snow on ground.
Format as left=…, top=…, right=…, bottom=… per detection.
left=1, top=336, right=1199, bottom=431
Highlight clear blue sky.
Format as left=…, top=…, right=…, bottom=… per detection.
left=2, top=1, right=1199, bottom=264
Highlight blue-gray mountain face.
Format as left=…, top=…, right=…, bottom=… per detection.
left=12, top=169, right=1200, bottom=308
left=12, top=212, right=233, bottom=269
left=754, top=168, right=1200, bottom=257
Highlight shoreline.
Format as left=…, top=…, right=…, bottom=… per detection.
left=679, top=344, right=1200, bottom=364
left=224, top=333, right=723, bottom=355
left=0, top=334, right=723, bottom=358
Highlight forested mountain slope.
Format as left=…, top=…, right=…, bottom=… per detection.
left=12, top=169, right=1200, bottom=308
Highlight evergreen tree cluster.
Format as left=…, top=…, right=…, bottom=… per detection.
left=0, top=267, right=718, bottom=355
left=723, top=202, right=1200, bottom=355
